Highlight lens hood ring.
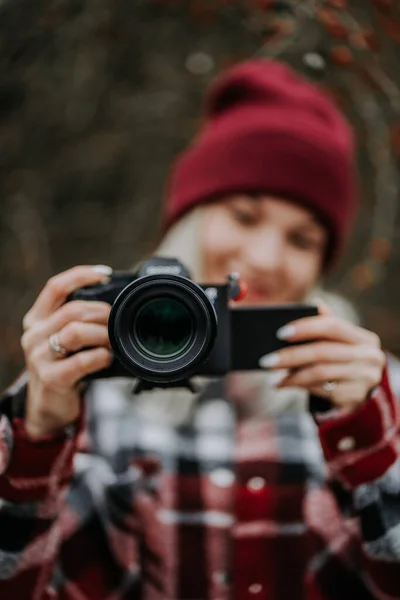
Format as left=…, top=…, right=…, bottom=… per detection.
left=108, top=274, right=217, bottom=383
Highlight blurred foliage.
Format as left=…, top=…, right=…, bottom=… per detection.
left=1, top=0, right=400, bottom=388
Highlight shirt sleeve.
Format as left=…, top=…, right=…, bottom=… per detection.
left=0, top=375, right=142, bottom=599
left=317, top=366, right=400, bottom=599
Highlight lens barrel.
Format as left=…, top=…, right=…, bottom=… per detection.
left=108, top=274, right=218, bottom=383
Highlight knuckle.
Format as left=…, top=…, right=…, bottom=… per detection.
left=369, top=331, right=381, bottom=348
left=365, top=346, right=385, bottom=365
left=62, top=322, right=82, bottom=346
left=37, top=366, right=54, bottom=388
left=20, top=332, right=30, bottom=353
left=29, top=347, right=43, bottom=367
left=101, top=304, right=112, bottom=321
left=74, top=351, right=88, bottom=372
left=375, top=348, right=386, bottom=367
left=100, top=348, right=113, bottom=364
left=72, top=348, right=111, bottom=378
left=48, top=275, right=64, bottom=297
left=22, top=311, right=33, bottom=331
left=58, top=363, right=77, bottom=387
left=366, top=371, right=380, bottom=389
left=22, top=327, right=44, bottom=357
left=93, top=348, right=112, bottom=370
left=371, top=366, right=381, bottom=380
left=88, top=302, right=110, bottom=322
left=93, top=347, right=107, bottom=362
left=62, top=301, right=84, bottom=323
left=313, top=365, right=327, bottom=380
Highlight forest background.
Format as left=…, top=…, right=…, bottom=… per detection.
left=1, top=0, right=400, bottom=388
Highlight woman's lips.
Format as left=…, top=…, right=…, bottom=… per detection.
left=242, top=286, right=273, bottom=304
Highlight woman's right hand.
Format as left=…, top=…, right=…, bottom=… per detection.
left=21, top=265, right=114, bottom=439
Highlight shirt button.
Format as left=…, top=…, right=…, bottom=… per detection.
left=247, top=477, right=266, bottom=491
left=249, top=583, right=263, bottom=594
left=337, top=436, right=356, bottom=452
left=209, top=468, right=235, bottom=488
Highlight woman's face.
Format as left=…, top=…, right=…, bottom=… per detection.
left=200, top=195, right=327, bottom=304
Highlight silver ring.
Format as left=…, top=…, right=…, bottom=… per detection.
left=322, top=381, right=337, bottom=394
left=49, top=332, right=68, bottom=357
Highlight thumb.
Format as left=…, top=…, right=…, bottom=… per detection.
left=312, top=297, right=333, bottom=317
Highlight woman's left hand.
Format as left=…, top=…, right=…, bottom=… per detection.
left=259, top=304, right=386, bottom=413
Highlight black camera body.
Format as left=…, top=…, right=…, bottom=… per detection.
left=70, top=257, right=317, bottom=390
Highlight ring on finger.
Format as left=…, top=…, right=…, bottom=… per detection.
left=322, top=380, right=338, bottom=396
left=49, top=332, right=68, bottom=358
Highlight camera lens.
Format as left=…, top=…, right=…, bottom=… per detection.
left=108, top=273, right=218, bottom=384
left=134, top=297, right=193, bottom=358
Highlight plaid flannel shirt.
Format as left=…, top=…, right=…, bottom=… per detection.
left=0, top=365, right=399, bottom=600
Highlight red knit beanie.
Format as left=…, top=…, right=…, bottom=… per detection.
left=164, top=59, right=359, bottom=269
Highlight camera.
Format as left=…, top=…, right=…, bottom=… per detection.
left=70, top=257, right=317, bottom=391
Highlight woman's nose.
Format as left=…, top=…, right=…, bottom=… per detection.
left=244, top=232, right=284, bottom=274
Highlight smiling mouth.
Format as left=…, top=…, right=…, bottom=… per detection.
left=241, top=288, right=272, bottom=304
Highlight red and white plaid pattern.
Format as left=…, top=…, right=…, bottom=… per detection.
left=0, top=368, right=399, bottom=600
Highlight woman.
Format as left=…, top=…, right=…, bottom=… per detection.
left=0, top=60, right=399, bottom=599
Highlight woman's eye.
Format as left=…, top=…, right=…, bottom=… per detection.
left=231, top=208, right=258, bottom=226
left=289, top=233, right=320, bottom=250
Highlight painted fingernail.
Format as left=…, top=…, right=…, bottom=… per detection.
left=259, top=353, right=280, bottom=368
left=93, top=265, right=113, bottom=275
left=276, top=325, right=296, bottom=340
left=269, top=369, right=288, bottom=386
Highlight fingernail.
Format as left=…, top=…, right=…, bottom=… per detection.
left=93, top=265, right=113, bottom=275
left=259, top=353, right=280, bottom=368
left=269, top=369, right=288, bottom=386
left=276, top=325, right=296, bottom=340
